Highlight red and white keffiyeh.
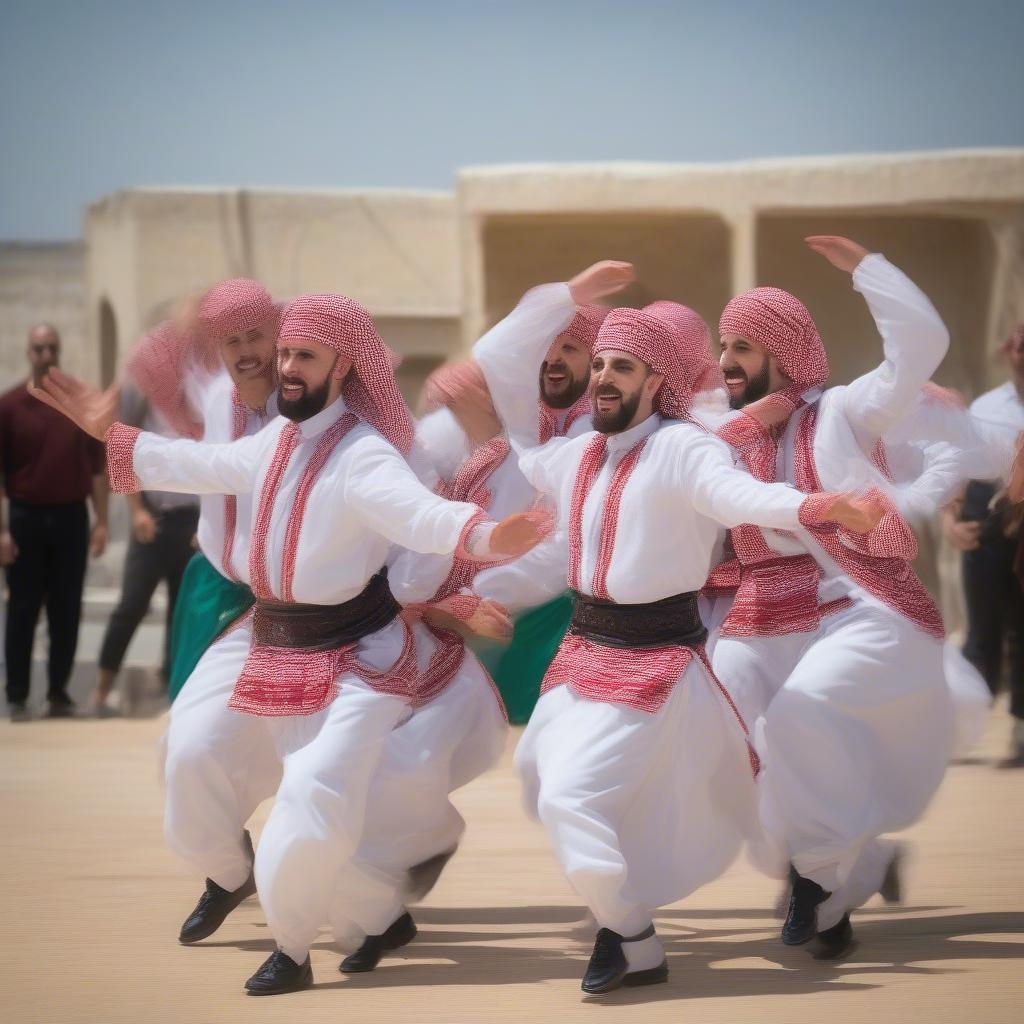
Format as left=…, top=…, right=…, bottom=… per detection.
left=123, top=320, right=204, bottom=440
left=643, top=300, right=725, bottom=394
left=197, top=277, right=278, bottom=341
left=719, top=286, right=829, bottom=388
left=593, top=307, right=694, bottom=419
left=561, top=303, right=610, bottom=350
left=278, top=293, right=415, bottom=456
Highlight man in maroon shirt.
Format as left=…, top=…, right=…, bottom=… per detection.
left=0, top=324, right=108, bottom=721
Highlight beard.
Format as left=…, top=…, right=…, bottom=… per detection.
left=539, top=361, right=589, bottom=410
left=278, top=375, right=332, bottom=422
left=726, top=357, right=772, bottom=409
left=592, top=385, right=643, bottom=434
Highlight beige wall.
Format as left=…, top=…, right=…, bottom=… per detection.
left=0, top=243, right=87, bottom=392
left=84, top=188, right=463, bottom=400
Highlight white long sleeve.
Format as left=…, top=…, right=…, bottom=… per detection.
left=840, top=254, right=950, bottom=444
left=473, top=530, right=570, bottom=612
left=682, top=432, right=806, bottom=531
left=472, top=282, right=578, bottom=449
left=345, top=434, right=480, bottom=556
left=131, top=423, right=279, bottom=496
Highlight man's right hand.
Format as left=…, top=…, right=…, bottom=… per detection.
left=29, top=367, right=119, bottom=441
left=568, top=261, right=635, bottom=306
left=132, top=508, right=158, bottom=544
left=945, top=518, right=982, bottom=552
left=0, top=530, right=18, bottom=566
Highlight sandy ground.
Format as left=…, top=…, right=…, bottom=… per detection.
left=1, top=707, right=1022, bottom=1024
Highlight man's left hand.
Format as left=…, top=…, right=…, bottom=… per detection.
left=805, top=235, right=870, bottom=275
left=90, top=523, right=108, bottom=557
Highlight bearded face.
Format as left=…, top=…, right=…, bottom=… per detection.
left=719, top=334, right=775, bottom=409
left=540, top=335, right=591, bottom=409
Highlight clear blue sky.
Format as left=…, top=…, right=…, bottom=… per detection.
left=2, top=0, right=1022, bottom=240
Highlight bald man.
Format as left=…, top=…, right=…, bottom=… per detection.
left=0, top=325, right=108, bottom=720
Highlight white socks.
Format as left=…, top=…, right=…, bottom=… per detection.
left=622, top=931, right=664, bottom=972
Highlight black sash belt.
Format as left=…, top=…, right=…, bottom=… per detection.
left=570, top=590, right=707, bottom=649
left=252, top=570, right=400, bottom=651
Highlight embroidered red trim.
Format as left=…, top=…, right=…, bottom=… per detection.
left=105, top=422, right=143, bottom=493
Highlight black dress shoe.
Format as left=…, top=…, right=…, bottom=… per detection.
left=811, top=914, right=856, bottom=960
left=244, top=950, right=313, bottom=995
left=405, top=846, right=458, bottom=902
left=781, top=865, right=831, bottom=946
left=179, top=876, right=256, bottom=943
left=581, top=924, right=667, bottom=994
left=339, top=911, right=417, bottom=973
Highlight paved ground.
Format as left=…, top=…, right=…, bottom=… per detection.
left=1, top=704, right=1022, bottom=1024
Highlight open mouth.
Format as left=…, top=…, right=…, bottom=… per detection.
left=280, top=381, right=305, bottom=399
left=722, top=370, right=747, bottom=393
left=595, top=390, right=622, bottom=414
left=236, top=357, right=261, bottom=373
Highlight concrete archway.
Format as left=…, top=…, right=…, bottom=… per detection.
left=98, top=298, right=117, bottom=387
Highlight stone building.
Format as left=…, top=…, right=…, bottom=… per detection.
left=80, top=148, right=1024, bottom=408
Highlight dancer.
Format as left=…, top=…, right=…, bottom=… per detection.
left=710, top=235, right=955, bottom=959
left=33, top=292, right=547, bottom=996
left=465, top=262, right=882, bottom=993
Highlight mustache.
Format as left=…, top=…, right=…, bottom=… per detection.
left=721, top=365, right=747, bottom=379
left=595, top=386, right=623, bottom=399
left=280, top=376, right=306, bottom=388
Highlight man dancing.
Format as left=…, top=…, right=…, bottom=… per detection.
left=34, top=292, right=545, bottom=996
left=710, top=235, right=955, bottom=959
left=465, top=260, right=881, bottom=993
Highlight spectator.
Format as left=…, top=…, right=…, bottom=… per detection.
left=943, top=323, right=1024, bottom=767
left=90, top=381, right=199, bottom=716
left=0, top=324, right=108, bottom=721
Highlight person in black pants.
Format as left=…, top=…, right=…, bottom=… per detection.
left=944, top=327, right=1024, bottom=766
left=91, top=383, right=199, bottom=716
left=1, top=324, right=109, bottom=721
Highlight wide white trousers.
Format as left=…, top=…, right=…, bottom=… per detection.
left=712, top=601, right=953, bottom=929
left=163, top=619, right=281, bottom=891
left=328, top=650, right=507, bottom=950
left=515, top=659, right=758, bottom=937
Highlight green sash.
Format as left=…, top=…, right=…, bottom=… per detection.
left=167, top=552, right=255, bottom=702
left=474, top=591, right=574, bottom=725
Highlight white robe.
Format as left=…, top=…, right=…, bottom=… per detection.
left=119, top=395, right=481, bottom=962
left=162, top=369, right=280, bottom=891
left=514, top=412, right=810, bottom=935
left=710, top=255, right=956, bottom=927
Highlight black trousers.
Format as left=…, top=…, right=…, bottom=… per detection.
left=98, top=504, right=199, bottom=683
left=4, top=499, right=89, bottom=705
left=962, top=534, right=1024, bottom=720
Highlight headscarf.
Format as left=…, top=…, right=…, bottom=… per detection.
left=592, top=307, right=693, bottom=419
left=277, top=293, right=414, bottom=455
left=197, top=278, right=277, bottom=341
left=718, top=286, right=829, bottom=388
left=643, top=300, right=725, bottom=394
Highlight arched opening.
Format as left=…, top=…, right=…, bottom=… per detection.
left=98, top=298, right=117, bottom=387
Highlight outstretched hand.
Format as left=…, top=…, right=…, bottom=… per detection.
left=805, top=235, right=870, bottom=275
left=490, top=507, right=553, bottom=558
left=827, top=492, right=886, bottom=534
left=568, top=260, right=635, bottom=306
left=29, top=368, right=118, bottom=441
left=31, top=368, right=119, bottom=441
left=420, top=595, right=514, bottom=642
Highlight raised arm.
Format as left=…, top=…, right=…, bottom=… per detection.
left=808, top=237, right=949, bottom=444
left=473, top=260, right=634, bottom=448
